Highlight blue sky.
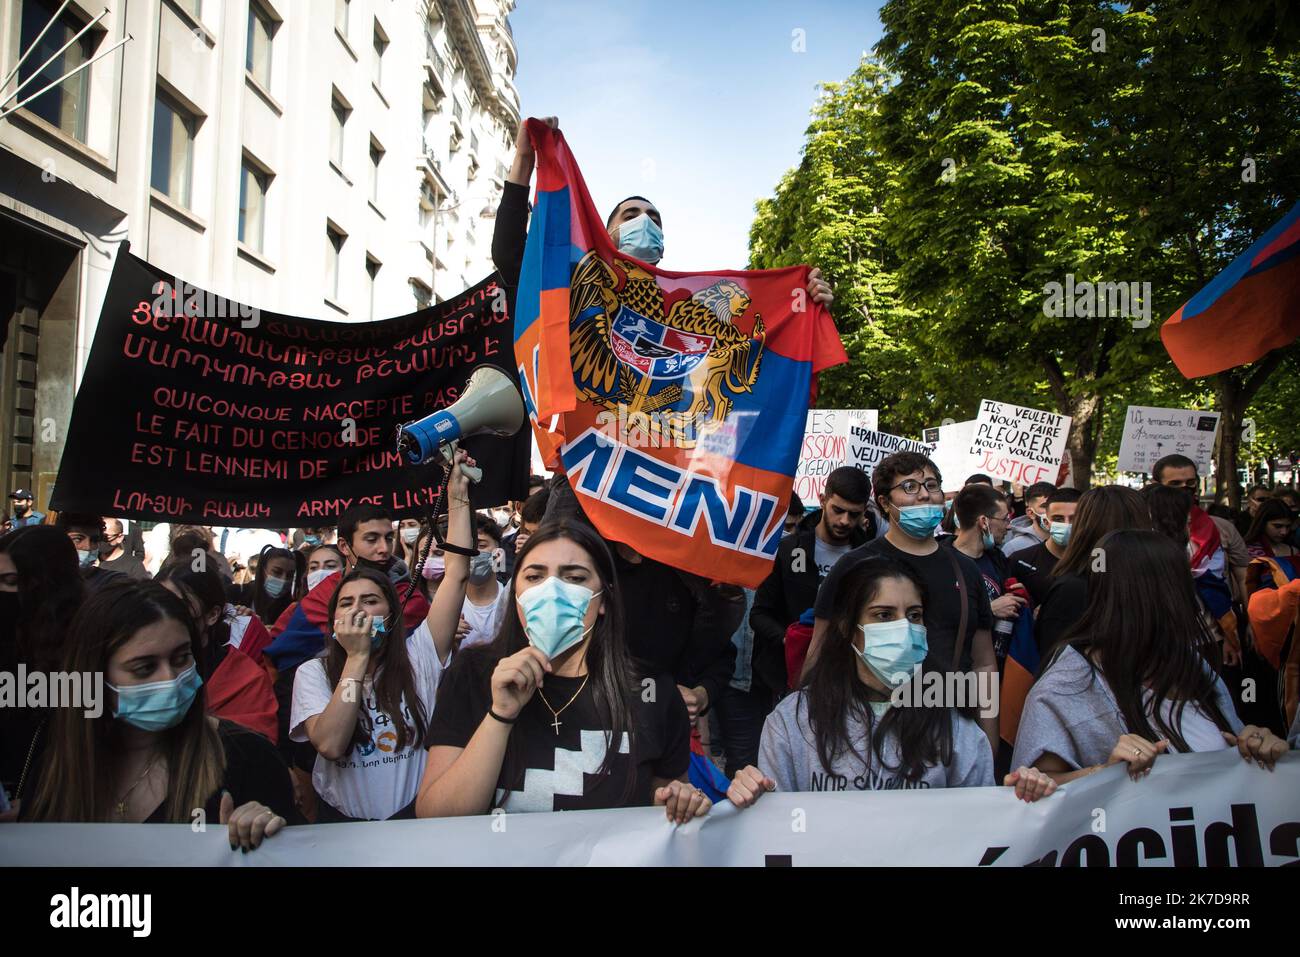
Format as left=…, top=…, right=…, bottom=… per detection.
left=510, top=0, right=885, bottom=270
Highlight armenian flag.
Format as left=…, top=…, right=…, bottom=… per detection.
left=513, top=119, right=846, bottom=587
left=1162, top=202, right=1300, bottom=378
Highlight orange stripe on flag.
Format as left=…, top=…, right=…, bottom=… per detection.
left=536, top=287, right=577, bottom=419
left=999, top=657, right=1035, bottom=746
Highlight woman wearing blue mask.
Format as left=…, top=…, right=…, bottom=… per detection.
left=417, top=521, right=707, bottom=823
left=727, top=557, right=1056, bottom=807
left=290, top=454, right=474, bottom=822
left=18, top=579, right=292, bottom=850
left=805, top=452, right=999, bottom=749
left=235, top=546, right=303, bottom=628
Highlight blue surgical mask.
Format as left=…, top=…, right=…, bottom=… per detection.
left=981, top=523, right=996, bottom=550
left=854, top=619, right=928, bottom=688
left=370, top=616, right=387, bottom=650
left=304, top=534, right=321, bottom=546
left=616, top=213, right=664, bottom=264
left=77, top=548, right=97, bottom=569
left=264, top=576, right=288, bottom=598
left=1049, top=521, right=1072, bottom=547
left=109, top=665, right=202, bottom=732
left=893, top=503, right=946, bottom=539
left=516, top=577, right=603, bottom=659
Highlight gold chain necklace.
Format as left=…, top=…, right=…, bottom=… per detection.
left=536, top=673, right=590, bottom=735
left=113, top=751, right=163, bottom=820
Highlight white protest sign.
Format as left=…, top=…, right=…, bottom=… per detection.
left=924, top=419, right=978, bottom=491
left=969, top=400, right=1071, bottom=486
left=792, top=409, right=878, bottom=501
left=6, top=752, right=1295, bottom=867
left=1117, top=406, right=1221, bottom=475
left=847, top=425, right=935, bottom=476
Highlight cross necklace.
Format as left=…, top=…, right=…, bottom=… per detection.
left=536, top=673, right=590, bottom=735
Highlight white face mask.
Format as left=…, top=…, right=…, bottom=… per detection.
left=307, top=567, right=339, bottom=591
left=400, top=527, right=420, bottom=545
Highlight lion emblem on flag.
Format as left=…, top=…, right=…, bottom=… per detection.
left=569, top=252, right=766, bottom=446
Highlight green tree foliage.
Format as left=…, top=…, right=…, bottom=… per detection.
left=750, top=1, right=1300, bottom=500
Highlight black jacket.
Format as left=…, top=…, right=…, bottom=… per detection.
left=491, top=180, right=531, bottom=320
left=749, top=510, right=869, bottom=697
left=613, top=548, right=740, bottom=709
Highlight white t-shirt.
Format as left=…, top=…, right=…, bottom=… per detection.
left=460, top=583, right=509, bottom=648
left=290, top=621, right=450, bottom=820
left=1143, top=691, right=1231, bottom=753
left=814, top=536, right=852, bottom=580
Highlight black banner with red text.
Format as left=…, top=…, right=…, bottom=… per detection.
left=51, top=245, right=529, bottom=525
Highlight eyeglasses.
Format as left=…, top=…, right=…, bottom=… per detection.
left=888, top=479, right=942, bottom=496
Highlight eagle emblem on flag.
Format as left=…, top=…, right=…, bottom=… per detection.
left=568, top=252, right=766, bottom=446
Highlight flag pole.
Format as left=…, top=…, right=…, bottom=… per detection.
left=0, top=34, right=131, bottom=123
left=0, top=6, right=111, bottom=109
left=0, top=0, right=78, bottom=91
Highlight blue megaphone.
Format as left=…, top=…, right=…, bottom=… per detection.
left=395, top=366, right=525, bottom=480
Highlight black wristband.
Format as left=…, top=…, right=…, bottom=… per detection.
left=488, top=708, right=517, bottom=725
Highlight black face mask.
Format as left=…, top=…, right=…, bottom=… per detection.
left=355, top=555, right=393, bottom=576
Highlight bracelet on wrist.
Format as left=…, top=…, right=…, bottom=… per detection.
left=488, top=708, right=517, bottom=726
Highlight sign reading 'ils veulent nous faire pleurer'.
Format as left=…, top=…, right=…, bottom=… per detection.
left=51, top=246, right=529, bottom=526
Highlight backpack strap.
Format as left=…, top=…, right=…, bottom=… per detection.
left=942, top=544, right=971, bottom=672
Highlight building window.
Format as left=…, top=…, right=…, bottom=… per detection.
left=152, top=89, right=196, bottom=208
left=175, top=0, right=202, bottom=18
left=18, top=0, right=97, bottom=141
left=239, top=158, right=269, bottom=252
left=246, top=2, right=273, bottom=88
left=326, top=226, right=345, bottom=301
left=365, top=256, right=381, bottom=321
left=335, top=0, right=349, bottom=36
left=329, top=93, right=348, bottom=170
left=369, top=140, right=384, bottom=206
left=372, top=26, right=387, bottom=88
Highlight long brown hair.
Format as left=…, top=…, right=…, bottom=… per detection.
left=1053, top=485, right=1151, bottom=577
left=25, top=579, right=225, bottom=822
left=324, top=568, right=428, bottom=753
left=1046, top=530, right=1234, bottom=753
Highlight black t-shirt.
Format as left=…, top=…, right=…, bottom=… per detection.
left=814, top=537, right=993, bottom=672
left=98, top=553, right=150, bottom=580
left=428, top=649, right=690, bottom=812
left=20, top=719, right=294, bottom=822
left=1009, top=542, right=1059, bottom=606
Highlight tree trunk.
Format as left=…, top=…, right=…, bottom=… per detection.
left=1211, top=350, right=1288, bottom=508
left=1064, top=398, right=1100, bottom=490
left=1213, top=375, right=1243, bottom=507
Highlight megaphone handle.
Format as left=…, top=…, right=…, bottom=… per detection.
left=441, top=440, right=482, bottom=484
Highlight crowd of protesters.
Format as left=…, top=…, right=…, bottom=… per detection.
left=0, top=114, right=1292, bottom=852
left=1, top=446, right=1295, bottom=852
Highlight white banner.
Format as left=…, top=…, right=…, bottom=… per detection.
left=847, top=425, right=935, bottom=475
left=793, top=409, right=878, bottom=502
left=1118, top=406, right=1221, bottom=475
left=969, top=400, right=1072, bottom=486
left=4, top=752, right=1297, bottom=866
left=924, top=419, right=978, bottom=491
